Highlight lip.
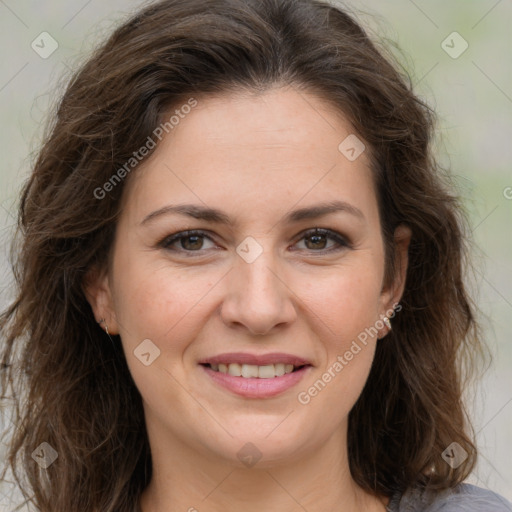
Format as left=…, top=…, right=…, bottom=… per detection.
left=198, top=352, right=312, bottom=366
left=201, top=363, right=312, bottom=398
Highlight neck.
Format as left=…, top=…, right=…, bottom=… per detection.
left=139, top=419, right=389, bottom=512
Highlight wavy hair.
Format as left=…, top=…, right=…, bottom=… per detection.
left=1, top=0, right=485, bottom=510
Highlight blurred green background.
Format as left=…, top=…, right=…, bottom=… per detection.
left=0, top=0, right=511, bottom=508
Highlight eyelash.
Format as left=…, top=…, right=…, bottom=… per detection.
left=158, top=228, right=351, bottom=256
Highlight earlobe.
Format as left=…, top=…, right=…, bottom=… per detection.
left=391, top=224, right=412, bottom=304
left=82, top=266, right=119, bottom=335
left=380, top=224, right=412, bottom=314
left=377, top=225, right=411, bottom=339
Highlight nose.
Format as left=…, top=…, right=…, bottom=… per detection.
left=220, top=249, right=297, bottom=336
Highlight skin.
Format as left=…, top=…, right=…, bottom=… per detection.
left=85, top=85, right=411, bottom=512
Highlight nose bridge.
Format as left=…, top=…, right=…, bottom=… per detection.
left=235, top=234, right=280, bottom=288
left=236, top=245, right=284, bottom=308
left=240, top=251, right=279, bottom=296
left=221, top=239, right=295, bottom=334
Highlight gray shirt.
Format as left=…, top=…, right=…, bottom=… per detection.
left=133, top=484, right=512, bottom=511
left=386, top=483, right=512, bottom=511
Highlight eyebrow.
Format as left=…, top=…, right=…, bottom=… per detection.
left=141, top=200, right=365, bottom=226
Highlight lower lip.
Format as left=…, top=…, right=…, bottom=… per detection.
left=201, top=364, right=311, bottom=398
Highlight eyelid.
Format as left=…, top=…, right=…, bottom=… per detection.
left=158, top=229, right=218, bottom=252
left=291, top=227, right=351, bottom=251
left=158, top=227, right=351, bottom=254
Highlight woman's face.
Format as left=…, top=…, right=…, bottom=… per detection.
left=87, top=86, right=409, bottom=468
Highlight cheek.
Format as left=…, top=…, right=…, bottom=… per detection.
left=295, top=269, right=381, bottom=419
left=114, top=268, right=215, bottom=343
left=302, top=261, right=383, bottom=340
left=110, top=254, right=235, bottom=402
left=111, top=266, right=212, bottom=401
left=297, top=259, right=382, bottom=382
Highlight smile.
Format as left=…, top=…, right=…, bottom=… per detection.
left=207, top=362, right=300, bottom=378
left=200, top=363, right=312, bottom=398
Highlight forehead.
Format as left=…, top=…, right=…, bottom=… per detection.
left=120, top=86, right=377, bottom=224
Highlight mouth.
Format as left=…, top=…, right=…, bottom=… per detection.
left=200, top=362, right=309, bottom=379
left=199, top=362, right=312, bottom=398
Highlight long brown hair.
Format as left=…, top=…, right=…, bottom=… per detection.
left=1, top=0, right=486, bottom=510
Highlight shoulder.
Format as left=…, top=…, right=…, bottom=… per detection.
left=387, top=483, right=512, bottom=512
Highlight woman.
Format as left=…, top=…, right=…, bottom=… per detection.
left=1, top=0, right=510, bottom=511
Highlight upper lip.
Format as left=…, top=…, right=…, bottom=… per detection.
left=199, top=352, right=312, bottom=367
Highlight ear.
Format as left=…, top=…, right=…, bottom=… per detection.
left=82, top=265, right=119, bottom=335
left=380, top=224, right=412, bottom=315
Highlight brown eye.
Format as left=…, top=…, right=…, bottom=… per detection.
left=293, top=228, right=350, bottom=253
left=180, top=234, right=204, bottom=250
left=304, top=232, right=328, bottom=250
left=160, top=230, right=217, bottom=254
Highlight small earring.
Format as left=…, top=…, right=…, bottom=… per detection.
left=383, top=317, right=392, bottom=330
left=99, top=318, right=109, bottom=335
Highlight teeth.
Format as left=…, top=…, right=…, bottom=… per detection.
left=211, top=363, right=298, bottom=378
left=241, top=364, right=258, bottom=378
left=228, top=363, right=242, bottom=376
left=258, top=365, right=276, bottom=378
left=274, top=363, right=286, bottom=376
